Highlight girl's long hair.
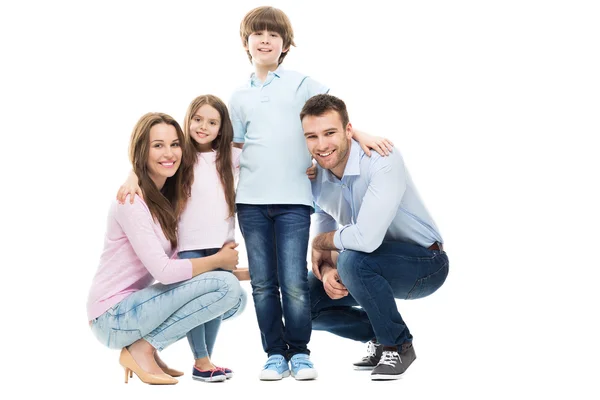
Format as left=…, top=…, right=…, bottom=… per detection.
left=128, top=112, right=195, bottom=247
left=183, top=95, right=236, bottom=217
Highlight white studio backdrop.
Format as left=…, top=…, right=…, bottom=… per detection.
left=1, top=0, right=598, bottom=398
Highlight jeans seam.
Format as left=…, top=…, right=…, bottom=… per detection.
left=113, top=277, right=229, bottom=317
left=406, top=259, right=449, bottom=299
left=146, top=279, right=233, bottom=341
left=352, top=253, right=394, bottom=340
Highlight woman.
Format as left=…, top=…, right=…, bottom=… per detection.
left=87, top=112, right=245, bottom=384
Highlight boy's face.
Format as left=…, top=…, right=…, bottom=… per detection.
left=245, top=30, right=288, bottom=68
left=302, top=111, right=353, bottom=178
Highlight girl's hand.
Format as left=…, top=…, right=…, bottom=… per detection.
left=233, top=268, right=250, bottom=281
left=117, top=171, right=142, bottom=204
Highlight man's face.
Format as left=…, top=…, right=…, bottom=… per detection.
left=302, top=110, right=352, bottom=178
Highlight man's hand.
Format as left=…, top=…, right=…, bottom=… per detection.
left=322, top=267, right=348, bottom=300
left=311, top=248, right=335, bottom=280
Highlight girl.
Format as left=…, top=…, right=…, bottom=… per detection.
left=117, top=95, right=248, bottom=382
left=87, top=112, right=244, bottom=385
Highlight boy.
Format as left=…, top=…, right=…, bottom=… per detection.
left=229, top=6, right=391, bottom=381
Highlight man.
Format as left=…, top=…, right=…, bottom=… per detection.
left=300, top=94, right=449, bottom=381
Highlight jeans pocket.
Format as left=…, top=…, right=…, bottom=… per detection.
left=107, top=328, right=143, bottom=349
left=406, top=262, right=449, bottom=300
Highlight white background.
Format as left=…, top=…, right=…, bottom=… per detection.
left=1, top=0, right=599, bottom=398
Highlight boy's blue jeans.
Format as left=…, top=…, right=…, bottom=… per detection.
left=309, top=241, right=449, bottom=346
left=90, top=271, right=244, bottom=358
left=236, top=204, right=312, bottom=359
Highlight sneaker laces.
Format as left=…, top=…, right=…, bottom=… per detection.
left=378, top=351, right=401, bottom=367
left=361, top=341, right=378, bottom=361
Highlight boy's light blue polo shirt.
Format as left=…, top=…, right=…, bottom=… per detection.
left=229, top=67, right=329, bottom=206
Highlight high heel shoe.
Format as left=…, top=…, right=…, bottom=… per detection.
left=160, top=366, right=184, bottom=377
left=119, top=348, right=178, bottom=385
left=154, top=352, right=184, bottom=377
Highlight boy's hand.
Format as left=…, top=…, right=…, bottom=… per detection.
left=117, top=171, right=142, bottom=204
left=359, top=135, right=394, bottom=157
left=306, top=161, right=318, bottom=180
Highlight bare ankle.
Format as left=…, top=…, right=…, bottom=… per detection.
left=194, top=357, right=216, bottom=370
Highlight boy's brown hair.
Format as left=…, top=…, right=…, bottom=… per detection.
left=240, top=6, right=296, bottom=65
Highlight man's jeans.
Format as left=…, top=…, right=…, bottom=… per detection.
left=237, top=204, right=312, bottom=358
left=90, top=271, right=244, bottom=356
left=309, top=241, right=449, bottom=346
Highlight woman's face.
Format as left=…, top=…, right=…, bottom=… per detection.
left=146, top=123, right=182, bottom=188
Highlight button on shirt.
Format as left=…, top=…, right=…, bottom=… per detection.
left=229, top=67, right=329, bottom=206
left=311, top=140, right=443, bottom=252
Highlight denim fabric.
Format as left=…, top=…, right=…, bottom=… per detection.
left=90, top=271, right=243, bottom=355
left=309, top=241, right=448, bottom=346
left=237, top=204, right=312, bottom=358
left=178, top=248, right=241, bottom=358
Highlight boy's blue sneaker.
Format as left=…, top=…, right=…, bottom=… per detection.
left=259, top=354, right=290, bottom=380
left=290, top=354, right=318, bottom=380
left=192, top=366, right=227, bottom=382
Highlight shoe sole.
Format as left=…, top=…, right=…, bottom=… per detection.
left=259, top=370, right=290, bottom=381
left=353, top=365, right=376, bottom=371
left=192, top=375, right=227, bottom=382
left=291, top=370, right=318, bottom=380
left=371, top=373, right=404, bottom=381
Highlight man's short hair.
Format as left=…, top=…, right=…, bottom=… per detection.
left=300, top=94, right=349, bottom=128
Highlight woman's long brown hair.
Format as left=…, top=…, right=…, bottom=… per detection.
left=128, top=112, right=195, bottom=247
left=183, top=95, right=236, bottom=217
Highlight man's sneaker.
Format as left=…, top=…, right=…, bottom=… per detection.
left=289, top=353, right=318, bottom=380
left=371, top=342, right=417, bottom=381
left=259, top=354, right=290, bottom=381
left=353, top=340, right=383, bottom=370
left=216, top=366, right=233, bottom=379
left=192, top=366, right=227, bottom=382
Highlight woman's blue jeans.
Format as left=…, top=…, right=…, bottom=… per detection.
left=90, top=268, right=245, bottom=359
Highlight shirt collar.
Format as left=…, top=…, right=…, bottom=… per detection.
left=249, top=65, right=284, bottom=87
left=320, top=139, right=361, bottom=183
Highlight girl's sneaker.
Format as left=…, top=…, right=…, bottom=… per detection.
left=216, top=366, right=233, bottom=379
left=192, top=366, right=227, bottom=382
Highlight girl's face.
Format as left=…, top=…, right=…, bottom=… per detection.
left=189, top=104, right=221, bottom=152
left=147, top=123, right=181, bottom=189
